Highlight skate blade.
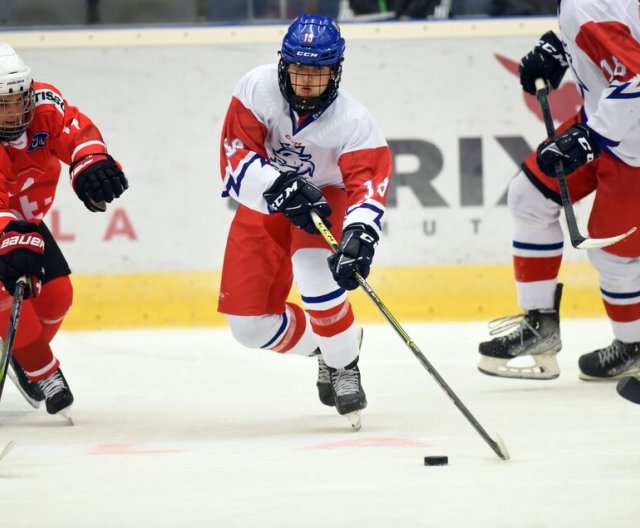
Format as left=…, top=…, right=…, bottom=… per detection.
left=478, top=354, right=559, bottom=380
left=7, top=368, right=42, bottom=409
left=579, top=366, right=640, bottom=382
left=58, top=408, right=74, bottom=426
left=345, top=411, right=361, bottom=432
left=0, top=440, right=15, bottom=461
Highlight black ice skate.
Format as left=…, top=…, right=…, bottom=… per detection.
left=478, top=284, right=563, bottom=380
left=578, top=340, right=640, bottom=381
left=329, top=357, right=367, bottom=431
left=37, top=368, right=74, bottom=423
left=316, top=327, right=363, bottom=407
left=8, top=357, right=44, bottom=408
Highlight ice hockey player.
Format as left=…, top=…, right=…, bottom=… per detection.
left=218, top=14, right=392, bottom=429
left=0, top=43, right=128, bottom=419
left=478, top=0, right=640, bottom=383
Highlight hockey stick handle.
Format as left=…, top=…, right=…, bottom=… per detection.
left=534, top=78, right=586, bottom=248
left=0, top=276, right=29, bottom=401
left=310, top=211, right=510, bottom=460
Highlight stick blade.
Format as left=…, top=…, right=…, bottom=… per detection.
left=617, top=377, right=640, bottom=404
left=576, top=227, right=637, bottom=249
left=494, top=433, right=511, bottom=461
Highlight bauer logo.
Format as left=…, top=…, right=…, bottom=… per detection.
left=0, top=234, right=44, bottom=254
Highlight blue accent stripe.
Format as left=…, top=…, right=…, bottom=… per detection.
left=347, top=202, right=385, bottom=230
left=260, top=312, right=288, bottom=349
left=221, top=153, right=263, bottom=198
left=606, top=81, right=640, bottom=100
left=513, top=241, right=564, bottom=251
left=600, top=288, right=640, bottom=300
left=302, top=288, right=345, bottom=305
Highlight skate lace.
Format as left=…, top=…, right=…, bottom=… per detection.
left=37, top=371, right=65, bottom=399
left=488, top=314, right=539, bottom=341
left=333, top=368, right=360, bottom=397
left=317, top=356, right=331, bottom=384
left=598, top=342, right=630, bottom=367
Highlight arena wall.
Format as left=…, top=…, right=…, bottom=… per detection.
left=4, top=18, right=606, bottom=328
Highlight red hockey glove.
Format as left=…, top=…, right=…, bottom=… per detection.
left=0, top=221, right=45, bottom=298
left=70, top=154, right=129, bottom=212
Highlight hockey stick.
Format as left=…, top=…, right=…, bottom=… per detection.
left=310, top=211, right=510, bottom=460
left=616, top=377, right=640, bottom=405
left=0, top=277, right=29, bottom=402
left=535, top=78, right=636, bottom=249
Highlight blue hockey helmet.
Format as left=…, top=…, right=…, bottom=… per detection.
left=278, top=15, right=345, bottom=113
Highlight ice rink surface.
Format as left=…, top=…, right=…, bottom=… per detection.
left=1, top=319, right=639, bottom=528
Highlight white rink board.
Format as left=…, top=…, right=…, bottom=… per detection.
left=12, top=20, right=593, bottom=274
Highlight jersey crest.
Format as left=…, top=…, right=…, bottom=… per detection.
left=270, top=141, right=315, bottom=178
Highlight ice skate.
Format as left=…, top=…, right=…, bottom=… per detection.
left=315, top=327, right=363, bottom=407
left=8, top=357, right=44, bottom=409
left=37, top=368, right=74, bottom=424
left=330, top=357, right=367, bottom=431
left=578, top=340, right=640, bottom=381
left=478, top=284, right=562, bottom=380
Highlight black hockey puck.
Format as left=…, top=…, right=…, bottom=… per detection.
left=424, top=456, right=448, bottom=466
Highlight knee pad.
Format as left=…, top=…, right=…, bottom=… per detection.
left=508, top=172, right=561, bottom=226
left=33, top=276, right=73, bottom=325
left=226, top=314, right=285, bottom=349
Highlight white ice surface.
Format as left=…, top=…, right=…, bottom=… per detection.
left=1, top=320, right=639, bottom=528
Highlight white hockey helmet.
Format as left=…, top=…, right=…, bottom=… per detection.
left=0, top=43, right=35, bottom=142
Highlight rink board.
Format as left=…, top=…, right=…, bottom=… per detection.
left=66, top=261, right=603, bottom=330
left=7, top=19, right=605, bottom=331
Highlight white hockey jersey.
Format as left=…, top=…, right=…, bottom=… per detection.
left=559, top=0, right=640, bottom=166
left=219, top=64, right=392, bottom=237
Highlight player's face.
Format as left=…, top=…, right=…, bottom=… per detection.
left=0, top=93, right=27, bottom=127
left=287, top=64, right=333, bottom=98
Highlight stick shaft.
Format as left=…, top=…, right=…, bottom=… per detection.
left=0, top=278, right=28, bottom=401
left=534, top=80, right=586, bottom=248
left=311, top=212, right=508, bottom=460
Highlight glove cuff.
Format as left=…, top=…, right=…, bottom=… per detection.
left=343, top=222, right=379, bottom=243
left=69, top=153, right=113, bottom=185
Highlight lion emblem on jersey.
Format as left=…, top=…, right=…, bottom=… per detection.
left=270, top=142, right=315, bottom=178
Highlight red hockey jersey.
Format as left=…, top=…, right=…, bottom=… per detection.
left=0, top=81, right=108, bottom=231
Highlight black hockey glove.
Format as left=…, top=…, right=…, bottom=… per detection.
left=70, top=154, right=129, bottom=212
left=520, top=31, right=569, bottom=95
left=0, top=221, right=45, bottom=298
left=328, top=223, right=378, bottom=291
left=537, top=124, right=600, bottom=177
left=263, top=172, right=332, bottom=234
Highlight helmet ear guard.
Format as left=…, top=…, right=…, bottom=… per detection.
left=278, top=15, right=345, bottom=114
left=0, top=43, right=35, bottom=142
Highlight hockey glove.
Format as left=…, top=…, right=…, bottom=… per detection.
left=70, top=154, right=129, bottom=212
left=520, top=31, right=568, bottom=95
left=0, top=221, right=45, bottom=298
left=263, top=172, right=332, bottom=234
left=328, top=223, right=378, bottom=291
left=537, top=124, right=600, bottom=177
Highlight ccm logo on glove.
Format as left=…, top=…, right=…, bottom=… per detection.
left=263, top=171, right=332, bottom=234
